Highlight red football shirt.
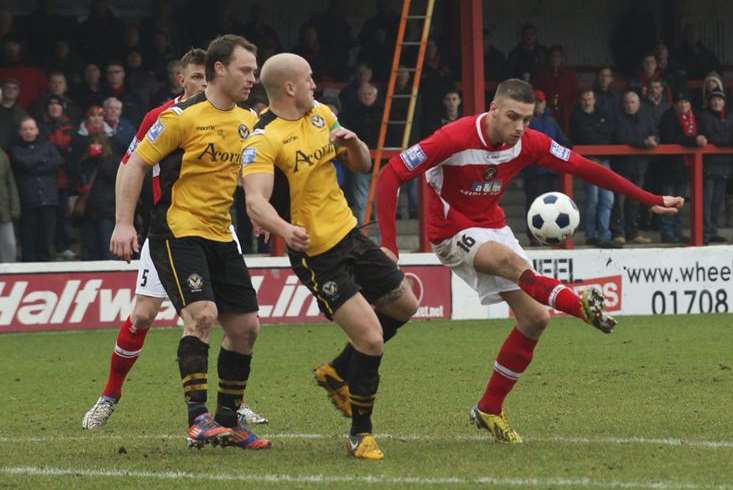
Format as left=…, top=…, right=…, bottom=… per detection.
left=377, top=113, right=664, bottom=253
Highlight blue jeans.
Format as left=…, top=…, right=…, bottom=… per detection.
left=583, top=160, right=614, bottom=241
left=344, top=170, right=372, bottom=226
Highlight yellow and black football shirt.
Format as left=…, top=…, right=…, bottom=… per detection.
left=241, top=102, right=357, bottom=256
left=135, top=92, right=258, bottom=242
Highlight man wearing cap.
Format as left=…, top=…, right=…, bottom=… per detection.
left=698, top=90, right=732, bottom=244
left=658, top=90, right=708, bottom=243
left=522, top=89, right=571, bottom=245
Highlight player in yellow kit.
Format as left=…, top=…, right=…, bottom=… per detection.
left=241, top=53, right=419, bottom=460
left=110, top=35, right=269, bottom=450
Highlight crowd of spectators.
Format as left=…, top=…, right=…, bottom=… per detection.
left=0, top=1, right=731, bottom=263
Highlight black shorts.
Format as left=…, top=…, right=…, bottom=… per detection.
left=289, top=229, right=404, bottom=319
left=149, top=236, right=258, bottom=314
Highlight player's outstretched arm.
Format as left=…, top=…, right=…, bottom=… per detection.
left=242, top=173, right=310, bottom=252
left=110, top=153, right=148, bottom=261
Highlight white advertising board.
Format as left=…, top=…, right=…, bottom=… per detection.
left=452, top=246, right=733, bottom=319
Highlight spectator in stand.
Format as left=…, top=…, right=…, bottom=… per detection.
left=611, top=91, right=658, bottom=245
left=292, top=24, right=326, bottom=80
left=124, top=50, right=156, bottom=110
left=593, top=66, right=621, bottom=123
left=0, top=145, right=20, bottom=262
left=387, top=66, right=420, bottom=147
left=359, top=0, right=399, bottom=62
left=122, top=23, right=143, bottom=59
left=420, top=40, right=455, bottom=134
left=698, top=71, right=725, bottom=111
left=0, top=10, right=23, bottom=47
left=533, top=45, right=578, bottom=131
left=102, top=97, right=134, bottom=155
left=484, top=26, right=509, bottom=82
left=0, top=79, right=27, bottom=150
left=674, top=23, right=720, bottom=81
left=628, top=53, right=665, bottom=100
left=75, top=132, right=119, bottom=260
left=658, top=91, right=707, bottom=244
left=101, top=61, right=144, bottom=127
left=309, top=0, right=353, bottom=80
left=424, top=88, right=462, bottom=137
left=507, top=23, right=546, bottom=81
left=698, top=90, right=732, bottom=244
left=74, top=0, right=125, bottom=65
left=45, top=41, right=85, bottom=88
left=151, top=60, right=183, bottom=108
left=522, top=90, right=572, bottom=245
left=25, top=1, right=77, bottom=66
left=643, top=79, right=671, bottom=127
left=148, top=30, right=177, bottom=83
left=243, top=3, right=282, bottom=53
left=570, top=89, right=618, bottom=248
left=341, top=82, right=381, bottom=225
left=38, top=95, right=75, bottom=259
left=73, top=63, right=105, bottom=112
left=10, top=116, right=63, bottom=261
left=654, top=41, right=686, bottom=94
left=358, top=21, right=392, bottom=83
left=339, top=63, right=374, bottom=116
left=0, top=40, right=47, bottom=109
left=31, top=72, right=81, bottom=124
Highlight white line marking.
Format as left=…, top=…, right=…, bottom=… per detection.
left=1, top=432, right=732, bottom=449
left=0, top=466, right=730, bottom=489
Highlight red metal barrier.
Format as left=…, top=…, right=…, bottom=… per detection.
left=270, top=145, right=733, bottom=255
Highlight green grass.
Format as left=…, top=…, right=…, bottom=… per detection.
left=1, top=316, right=732, bottom=489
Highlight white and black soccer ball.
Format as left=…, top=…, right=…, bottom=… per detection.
left=527, top=192, right=580, bottom=245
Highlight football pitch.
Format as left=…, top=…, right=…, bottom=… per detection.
left=2, top=315, right=732, bottom=489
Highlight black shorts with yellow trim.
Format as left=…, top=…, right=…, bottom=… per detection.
left=289, top=228, right=404, bottom=319
left=149, top=236, right=258, bottom=314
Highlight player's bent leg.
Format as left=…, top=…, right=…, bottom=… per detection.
left=473, top=241, right=616, bottom=333
left=332, top=295, right=385, bottom=460
left=215, top=312, right=270, bottom=449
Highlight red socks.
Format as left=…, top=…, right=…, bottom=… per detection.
left=478, top=327, right=537, bottom=415
left=518, top=269, right=583, bottom=319
left=101, top=317, right=150, bottom=400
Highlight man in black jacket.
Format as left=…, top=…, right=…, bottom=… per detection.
left=658, top=91, right=708, bottom=243
left=9, top=117, right=63, bottom=261
left=611, top=91, right=658, bottom=244
left=570, top=89, right=619, bottom=248
left=698, top=90, right=732, bottom=244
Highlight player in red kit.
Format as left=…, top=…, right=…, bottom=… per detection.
left=376, top=79, right=684, bottom=442
left=82, top=49, right=267, bottom=430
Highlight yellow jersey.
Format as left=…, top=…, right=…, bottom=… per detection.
left=241, top=102, right=357, bottom=256
left=135, top=92, right=258, bottom=242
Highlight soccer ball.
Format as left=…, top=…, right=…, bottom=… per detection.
left=526, top=192, right=580, bottom=245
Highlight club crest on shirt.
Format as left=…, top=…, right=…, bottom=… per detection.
left=239, top=124, right=250, bottom=139
left=483, top=167, right=497, bottom=180
left=146, top=120, right=165, bottom=142
left=187, top=273, right=204, bottom=292
left=310, top=115, right=325, bottom=129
